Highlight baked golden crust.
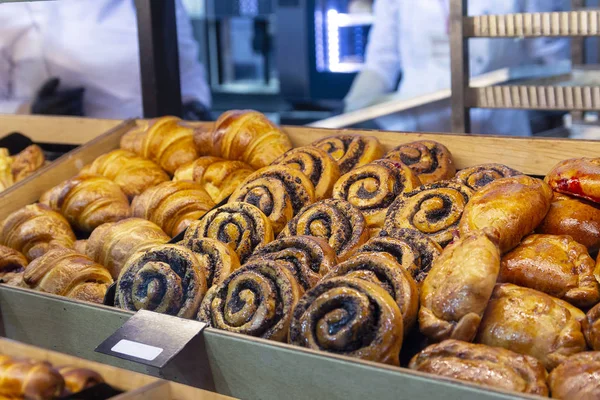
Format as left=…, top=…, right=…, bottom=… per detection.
left=548, top=352, right=600, bottom=399
left=279, top=199, right=370, bottom=261
left=131, top=181, right=215, bottom=237
left=57, top=366, right=104, bottom=394
left=537, top=192, right=600, bottom=252
left=115, top=244, right=207, bottom=318
left=312, top=134, right=383, bottom=175
left=385, top=140, right=456, bottom=184
left=459, top=175, right=553, bottom=253
left=23, top=247, right=113, bottom=304
left=583, top=303, right=600, bottom=351
left=0, top=357, right=65, bottom=400
left=0, top=245, right=27, bottom=286
left=229, top=165, right=315, bottom=234
left=194, top=110, right=293, bottom=169
left=39, top=174, right=131, bottom=233
left=477, top=283, right=587, bottom=370
left=0, top=204, right=76, bottom=261
left=499, top=234, right=600, bottom=308
left=289, top=277, right=403, bottom=365
left=86, top=218, right=170, bottom=279
left=454, top=163, right=522, bottom=191
left=197, top=259, right=302, bottom=341
left=546, top=158, right=600, bottom=203
left=419, top=229, right=500, bottom=342
left=179, top=237, right=241, bottom=288
left=11, top=144, right=45, bottom=183
left=332, top=159, right=421, bottom=229
left=409, top=340, right=548, bottom=396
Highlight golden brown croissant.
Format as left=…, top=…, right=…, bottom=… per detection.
left=57, top=366, right=104, bottom=394
left=0, top=245, right=27, bottom=286
left=289, top=277, right=403, bottom=365
left=11, top=144, right=45, bottom=183
left=131, top=181, right=215, bottom=237
left=311, top=134, right=384, bottom=175
left=82, top=149, right=169, bottom=199
left=194, top=110, right=293, bottom=170
left=548, top=352, right=600, bottom=399
left=420, top=229, right=500, bottom=343
left=0, top=204, right=76, bottom=261
left=0, top=149, right=13, bottom=191
left=39, top=174, right=131, bottom=233
left=385, top=140, right=456, bottom=184
left=477, top=283, right=586, bottom=370
left=23, top=247, right=113, bottom=304
left=409, top=340, right=548, bottom=396
left=174, top=157, right=255, bottom=204
left=546, top=158, right=600, bottom=203
left=459, top=176, right=553, bottom=253
left=0, top=357, right=64, bottom=400
left=500, top=234, right=600, bottom=308
left=120, top=116, right=199, bottom=174
left=86, top=218, right=170, bottom=279
left=538, top=192, right=600, bottom=253
left=73, top=240, right=87, bottom=255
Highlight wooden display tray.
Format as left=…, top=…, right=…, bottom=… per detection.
left=0, top=114, right=598, bottom=400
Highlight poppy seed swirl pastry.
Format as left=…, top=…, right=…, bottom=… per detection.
left=115, top=244, right=207, bottom=318
left=409, top=340, right=548, bottom=396
left=178, top=237, right=241, bottom=288
left=311, top=134, right=384, bottom=175
left=272, top=146, right=341, bottom=200
left=229, top=165, right=315, bottom=234
left=454, top=163, right=522, bottom=191
left=322, top=252, right=418, bottom=334
left=247, top=235, right=337, bottom=290
left=185, top=202, right=274, bottom=263
left=384, top=181, right=473, bottom=248
left=332, top=159, right=421, bottom=229
left=289, top=277, right=404, bottom=366
left=385, top=140, right=456, bottom=184
left=279, top=199, right=369, bottom=261
left=197, top=259, right=302, bottom=341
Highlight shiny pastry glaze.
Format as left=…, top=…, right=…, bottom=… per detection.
left=57, top=366, right=104, bottom=394
left=384, top=181, right=473, bottom=248
left=248, top=235, right=337, bottom=290
left=583, top=302, right=600, bottom=351
left=409, top=340, right=548, bottom=396
left=499, top=234, right=600, bottom=308
left=229, top=165, right=315, bottom=234
left=454, top=163, right=522, bottom=191
left=11, top=144, right=45, bottom=183
left=332, top=159, right=421, bottom=229
left=546, top=158, right=600, bottom=204
left=0, top=357, right=65, bottom=399
left=179, top=237, right=241, bottom=288
left=197, top=259, right=302, bottom=341
left=385, top=140, right=456, bottom=184
left=115, top=244, right=207, bottom=318
left=312, top=134, right=384, bottom=175
left=279, top=199, right=369, bottom=261
left=420, top=230, right=500, bottom=342
left=289, top=277, right=403, bottom=365
left=477, top=283, right=586, bottom=370
left=548, top=352, right=600, bottom=399
left=186, top=202, right=274, bottom=263
left=323, top=252, right=419, bottom=333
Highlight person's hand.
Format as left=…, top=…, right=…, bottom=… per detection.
left=31, top=78, right=85, bottom=116
left=182, top=100, right=211, bottom=121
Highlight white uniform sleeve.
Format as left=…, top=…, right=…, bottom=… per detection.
left=175, top=0, right=211, bottom=107
left=523, top=0, right=570, bottom=63
left=363, top=0, right=401, bottom=91
left=0, top=5, right=29, bottom=115
left=0, top=49, right=24, bottom=114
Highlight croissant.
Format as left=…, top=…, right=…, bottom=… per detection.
left=57, top=366, right=104, bottom=394
left=86, top=218, right=170, bottom=279
left=0, top=357, right=64, bottom=400
left=0, top=245, right=27, bottom=286
left=82, top=149, right=169, bottom=199
left=23, top=247, right=114, bottom=304
left=194, top=110, right=293, bottom=169
left=131, top=181, right=215, bottom=237
left=0, top=204, right=76, bottom=261
left=11, top=144, right=45, bottom=183
left=39, top=174, right=131, bottom=233
left=120, top=116, right=199, bottom=174
left=0, top=149, right=13, bottom=191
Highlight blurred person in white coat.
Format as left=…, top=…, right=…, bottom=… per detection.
left=0, top=0, right=211, bottom=119
left=344, top=0, right=570, bottom=136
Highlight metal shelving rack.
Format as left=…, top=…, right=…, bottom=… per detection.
left=450, top=0, right=600, bottom=133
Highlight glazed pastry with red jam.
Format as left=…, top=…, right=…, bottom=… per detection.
left=546, top=158, right=600, bottom=203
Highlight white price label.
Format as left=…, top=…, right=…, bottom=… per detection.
left=111, top=339, right=163, bottom=361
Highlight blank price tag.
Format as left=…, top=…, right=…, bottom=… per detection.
left=95, top=310, right=206, bottom=368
